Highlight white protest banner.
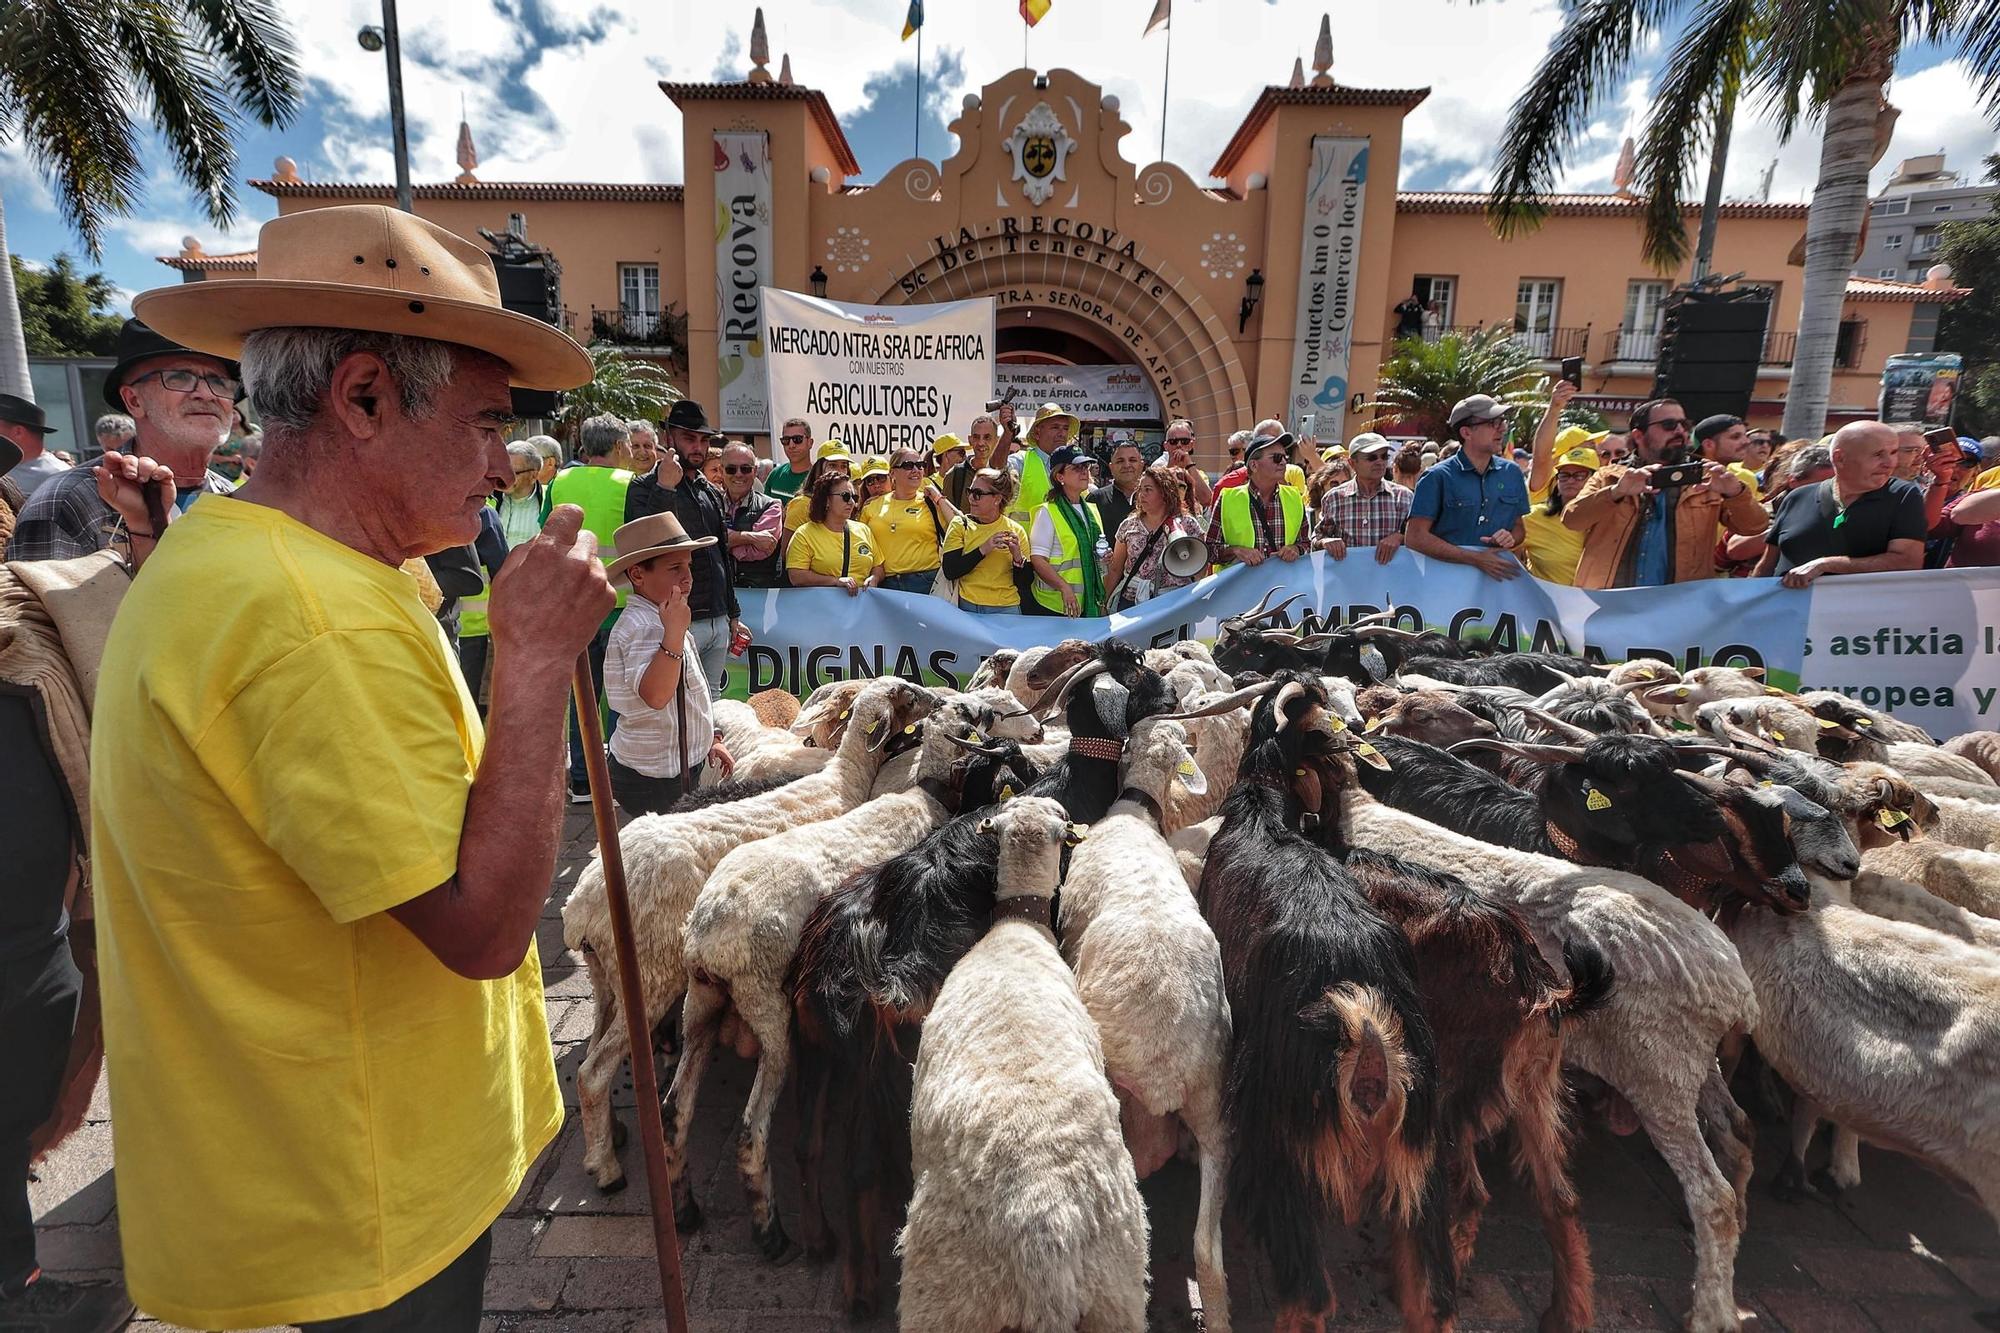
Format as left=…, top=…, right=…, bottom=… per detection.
left=761, top=288, right=995, bottom=456
left=715, top=550, right=1816, bottom=701
left=1287, top=136, right=1370, bottom=441
left=1800, top=566, right=2000, bottom=737
left=715, top=131, right=773, bottom=433
left=995, top=364, right=1161, bottom=423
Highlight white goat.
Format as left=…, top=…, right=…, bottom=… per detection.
left=1862, top=838, right=2000, bottom=920
left=562, top=676, right=937, bottom=1192
left=668, top=699, right=991, bottom=1253
left=1915, top=774, right=2000, bottom=806
left=1886, top=742, right=1997, bottom=787
left=1333, top=782, right=1759, bottom=1332
left=710, top=697, right=835, bottom=785
left=869, top=687, right=1043, bottom=797
left=898, top=796, right=1150, bottom=1333
left=1058, top=716, right=1232, bottom=1331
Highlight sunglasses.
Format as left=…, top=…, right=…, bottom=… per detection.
left=966, top=487, right=999, bottom=499
left=1166, top=436, right=1194, bottom=445
left=892, top=459, right=926, bottom=471
left=722, top=463, right=756, bottom=475
left=781, top=433, right=808, bottom=445
left=831, top=491, right=858, bottom=502
left=1650, top=418, right=1690, bottom=432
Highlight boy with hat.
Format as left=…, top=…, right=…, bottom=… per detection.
left=7, top=319, right=240, bottom=562
left=0, top=394, right=65, bottom=501
left=602, top=513, right=733, bottom=815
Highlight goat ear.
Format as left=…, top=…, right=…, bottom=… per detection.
left=1740, top=666, right=1766, bottom=679
left=1174, top=750, right=1208, bottom=796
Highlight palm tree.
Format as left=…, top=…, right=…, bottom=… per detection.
left=554, top=343, right=682, bottom=444
left=0, top=0, right=300, bottom=397
left=1373, top=328, right=1548, bottom=440
left=1483, top=0, right=2000, bottom=440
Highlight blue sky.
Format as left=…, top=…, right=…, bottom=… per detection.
left=3, top=0, right=1992, bottom=307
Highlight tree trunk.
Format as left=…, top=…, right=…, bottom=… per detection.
left=1693, top=84, right=1736, bottom=282
left=0, top=190, right=30, bottom=399
left=1782, top=42, right=1894, bottom=441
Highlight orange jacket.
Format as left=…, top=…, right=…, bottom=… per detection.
left=1562, top=465, right=1769, bottom=589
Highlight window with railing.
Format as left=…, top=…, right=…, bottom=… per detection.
left=1835, top=318, right=1867, bottom=369
left=1913, top=231, right=1944, bottom=256
left=1514, top=278, right=1561, bottom=357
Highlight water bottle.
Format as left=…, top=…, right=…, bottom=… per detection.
left=1094, top=534, right=1111, bottom=562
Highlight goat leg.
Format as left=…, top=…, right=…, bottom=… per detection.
left=791, top=1039, right=836, bottom=1262
left=1509, top=1047, right=1594, bottom=1333
left=1812, top=1125, right=1862, bottom=1200
left=1386, top=1161, right=1458, bottom=1332
left=662, top=978, right=729, bottom=1231
left=1771, top=1095, right=1823, bottom=1204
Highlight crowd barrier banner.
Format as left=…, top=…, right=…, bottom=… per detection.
left=760, top=287, right=995, bottom=456
left=1799, top=566, right=2000, bottom=738
left=720, top=549, right=1821, bottom=700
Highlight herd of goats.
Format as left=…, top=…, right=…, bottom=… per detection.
left=557, top=590, right=2000, bottom=1333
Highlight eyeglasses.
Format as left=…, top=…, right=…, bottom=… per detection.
left=1166, top=436, right=1194, bottom=446
left=781, top=433, right=808, bottom=445
left=132, top=368, right=240, bottom=398
left=831, top=491, right=858, bottom=502
left=1650, top=418, right=1690, bottom=432
left=512, top=466, right=538, bottom=476
left=892, top=459, right=925, bottom=471
left=722, top=463, right=756, bottom=475
left=966, top=487, right=999, bottom=499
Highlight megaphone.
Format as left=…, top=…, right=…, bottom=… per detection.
left=1162, top=532, right=1210, bottom=579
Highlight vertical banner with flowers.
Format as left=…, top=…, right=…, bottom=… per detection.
left=715, top=131, right=773, bottom=433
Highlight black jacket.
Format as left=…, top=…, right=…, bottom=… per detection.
left=625, top=467, right=739, bottom=619
left=725, top=489, right=784, bottom=588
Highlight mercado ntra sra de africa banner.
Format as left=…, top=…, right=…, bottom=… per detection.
left=716, top=556, right=2000, bottom=737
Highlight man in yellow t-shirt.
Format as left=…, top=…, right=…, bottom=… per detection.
left=94, top=206, right=613, bottom=1331
left=863, top=446, right=949, bottom=593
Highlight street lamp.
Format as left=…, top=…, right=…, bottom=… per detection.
left=1238, top=268, right=1265, bottom=334
left=809, top=265, right=828, bottom=298
left=357, top=1, right=412, bottom=213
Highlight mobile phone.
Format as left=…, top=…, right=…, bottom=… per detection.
left=1923, top=426, right=1958, bottom=449
left=1560, top=356, right=1584, bottom=388
left=1298, top=412, right=1316, bottom=440
left=1651, top=460, right=1708, bottom=489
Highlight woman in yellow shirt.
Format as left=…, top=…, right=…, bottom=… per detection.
left=785, top=473, right=879, bottom=595
left=863, top=447, right=949, bottom=593
left=1521, top=444, right=1598, bottom=585
left=782, top=443, right=853, bottom=532
left=939, top=469, right=1028, bottom=613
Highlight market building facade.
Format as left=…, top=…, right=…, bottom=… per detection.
left=156, top=36, right=1966, bottom=470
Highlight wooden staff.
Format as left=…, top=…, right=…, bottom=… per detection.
left=571, top=655, right=691, bottom=1332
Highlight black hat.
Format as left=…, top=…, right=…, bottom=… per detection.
left=0, top=392, right=56, bottom=437
left=104, top=317, right=240, bottom=409
left=664, top=398, right=711, bottom=434
left=1692, top=413, right=1744, bottom=443
left=1048, top=444, right=1091, bottom=470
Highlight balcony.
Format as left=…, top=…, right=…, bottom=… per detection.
left=1611, top=328, right=1661, bottom=362
left=591, top=306, right=673, bottom=348
left=1761, top=331, right=1795, bottom=367
left=1509, top=326, right=1590, bottom=360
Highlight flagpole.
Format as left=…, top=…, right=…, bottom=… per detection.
left=1158, top=14, right=1172, bottom=164
left=915, top=23, right=923, bottom=159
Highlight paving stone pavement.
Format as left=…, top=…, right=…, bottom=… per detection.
left=33, top=808, right=2000, bottom=1332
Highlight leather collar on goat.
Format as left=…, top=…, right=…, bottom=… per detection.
left=1116, top=786, right=1164, bottom=826
left=1545, top=820, right=1583, bottom=861
left=991, top=896, right=1055, bottom=930
left=1069, top=735, right=1125, bottom=763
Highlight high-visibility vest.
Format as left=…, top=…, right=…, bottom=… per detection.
left=548, top=463, right=634, bottom=614
left=1218, top=483, right=1305, bottom=554
left=1030, top=499, right=1104, bottom=613
left=1008, top=449, right=1052, bottom=523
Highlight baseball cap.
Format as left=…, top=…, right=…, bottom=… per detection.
left=1244, top=429, right=1293, bottom=461
left=1553, top=425, right=1610, bottom=452
left=1555, top=445, right=1602, bottom=472
left=932, top=431, right=966, bottom=458
left=1446, top=394, right=1512, bottom=428
left=1348, top=432, right=1394, bottom=457
left=813, top=439, right=851, bottom=463
left=1048, top=444, right=1092, bottom=471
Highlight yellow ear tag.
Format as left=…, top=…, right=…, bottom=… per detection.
left=1178, top=758, right=1200, bottom=779
left=904, top=723, right=917, bottom=734
left=998, top=784, right=1016, bottom=801
left=1295, top=768, right=1309, bottom=778
left=1817, top=718, right=1839, bottom=729
left=1327, top=715, right=1347, bottom=731
left=1878, top=808, right=1911, bottom=829
left=1758, top=779, right=1774, bottom=788
left=1766, top=686, right=1788, bottom=696
left=1586, top=787, right=1613, bottom=812
left=1768, top=729, right=1784, bottom=741
left=1355, top=741, right=1390, bottom=770
left=1364, top=715, right=1385, bottom=732
left=1856, top=718, right=1873, bottom=727
left=839, top=709, right=851, bottom=721
left=1674, top=687, right=1690, bottom=699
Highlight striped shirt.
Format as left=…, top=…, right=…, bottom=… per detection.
left=5, top=465, right=236, bottom=563
left=604, top=594, right=713, bottom=779
left=1318, top=479, right=1414, bottom=547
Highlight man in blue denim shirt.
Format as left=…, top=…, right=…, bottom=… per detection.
left=1406, top=394, right=1531, bottom=580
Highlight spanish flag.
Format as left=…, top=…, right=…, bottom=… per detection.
left=902, top=0, right=923, bottom=39
left=1020, top=0, right=1052, bottom=26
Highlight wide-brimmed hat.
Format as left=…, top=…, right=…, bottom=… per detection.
left=0, top=392, right=56, bottom=437
left=664, top=399, right=711, bottom=434
left=1554, top=425, right=1610, bottom=453
left=1028, top=402, right=1081, bottom=443
left=101, top=318, right=241, bottom=409
left=132, top=205, right=591, bottom=391
left=1555, top=445, right=1602, bottom=473
left=603, top=511, right=717, bottom=584
left=1447, top=394, right=1513, bottom=428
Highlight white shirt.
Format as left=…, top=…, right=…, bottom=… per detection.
left=605, top=594, right=713, bottom=778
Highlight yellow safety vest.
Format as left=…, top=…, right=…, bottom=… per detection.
left=1009, top=449, right=1052, bottom=524
left=1219, top=484, right=1305, bottom=553
left=1031, top=499, right=1104, bottom=613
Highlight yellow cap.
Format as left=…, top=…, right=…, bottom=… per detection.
left=932, top=431, right=966, bottom=458
left=1554, top=425, right=1610, bottom=452
left=1555, top=445, right=1601, bottom=472
left=854, top=455, right=889, bottom=479
left=813, top=439, right=851, bottom=463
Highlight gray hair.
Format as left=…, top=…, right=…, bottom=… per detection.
left=94, top=413, right=136, bottom=442
left=524, top=433, right=563, bottom=463
left=1788, top=443, right=1834, bottom=479
left=627, top=419, right=657, bottom=437
left=577, top=413, right=632, bottom=460
left=506, top=441, right=541, bottom=469
left=238, top=328, right=464, bottom=432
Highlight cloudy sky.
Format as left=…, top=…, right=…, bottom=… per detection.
left=4, top=0, right=1995, bottom=307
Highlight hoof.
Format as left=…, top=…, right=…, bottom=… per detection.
left=846, top=1291, right=878, bottom=1322
left=1769, top=1161, right=1808, bottom=1204
left=844, top=1263, right=880, bottom=1321
left=674, top=1192, right=703, bottom=1232
left=1809, top=1167, right=1849, bottom=1200
left=609, top=1115, right=628, bottom=1149
left=753, top=1217, right=799, bottom=1264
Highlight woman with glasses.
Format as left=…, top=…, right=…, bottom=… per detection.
left=864, top=448, right=951, bottom=594
left=855, top=456, right=892, bottom=507
left=782, top=442, right=854, bottom=532
left=785, top=472, right=879, bottom=596
left=1103, top=467, right=1203, bottom=609
left=939, top=469, right=1028, bottom=614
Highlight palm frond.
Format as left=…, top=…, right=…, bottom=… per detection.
left=1, top=2, right=145, bottom=254
left=1487, top=0, right=1681, bottom=236
left=1374, top=328, right=1547, bottom=439
left=1629, top=0, right=1757, bottom=268
left=114, top=4, right=239, bottom=226
left=1757, top=0, right=1890, bottom=127
left=556, top=344, right=682, bottom=439
left=184, top=0, right=301, bottom=127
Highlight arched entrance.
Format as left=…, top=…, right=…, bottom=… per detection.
left=873, top=241, right=1254, bottom=471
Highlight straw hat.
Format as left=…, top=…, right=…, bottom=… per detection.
left=1028, top=402, right=1081, bottom=443
left=132, top=205, right=592, bottom=390
left=603, top=511, right=717, bottom=584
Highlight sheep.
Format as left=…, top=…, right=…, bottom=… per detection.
left=1161, top=684, right=1255, bottom=832
left=1692, top=697, right=1822, bottom=754
left=1915, top=774, right=2000, bottom=806
left=896, top=796, right=1150, bottom=1333
left=1056, top=714, right=1234, bottom=1331
left=786, top=642, right=1171, bottom=1316
left=1143, top=637, right=1218, bottom=676
left=1929, top=794, right=2000, bottom=851
left=561, top=675, right=940, bottom=1194
left=667, top=697, right=1000, bottom=1254
left=1635, top=665, right=1770, bottom=725
left=1001, top=636, right=1096, bottom=707
left=747, top=686, right=801, bottom=729
left=1796, top=688, right=1937, bottom=745
left=868, top=686, right=1043, bottom=797
left=1887, top=742, right=1998, bottom=787
left=1604, top=657, right=1682, bottom=688
left=1862, top=838, right=2000, bottom=921
left=711, top=695, right=836, bottom=785
left=1944, top=731, right=2000, bottom=784
left=1291, top=732, right=1615, bottom=1333
left=1320, top=709, right=1764, bottom=1331
left=1198, top=679, right=1455, bottom=1331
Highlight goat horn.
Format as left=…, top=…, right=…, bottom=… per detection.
left=1516, top=706, right=1597, bottom=743
left=1674, top=742, right=1779, bottom=766
left=1716, top=722, right=1784, bottom=756
left=1292, top=632, right=1346, bottom=648
left=1027, top=657, right=1103, bottom=718
left=1156, top=679, right=1283, bottom=720
left=1238, top=591, right=1304, bottom=626
left=1350, top=624, right=1427, bottom=642
left=1272, top=681, right=1309, bottom=731
left=1347, top=609, right=1399, bottom=627
left=1448, top=737, right=1589, bottom=765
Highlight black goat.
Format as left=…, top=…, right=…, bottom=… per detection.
left=1399, top=650, right=1601, bottom=695
left=666, top=773, right=796, bottom=811
left=1198, top=673, right=1454, bottom=1330
left=785, top=641, right=1173, bottom=1317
